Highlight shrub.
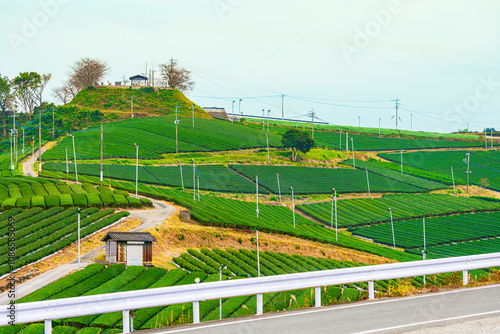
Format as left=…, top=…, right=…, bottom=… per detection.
left=45, top=195, right=60, bottom=208
left=99, top=193, right=115, bottom=207
left=237, top=237, right=243, bottom=244
left=82, top=183, right=99, bottom=193
left=113, top=189, right=129, bottom=197
left=139, top=198, right=153, bottom=207
left=127, top=196, right=142, bottom=209
left=31, top=196, right=46, bottom=208
left=72, top=194, right=88, bottom=207
left=56, top=184, right=73, bottom=194
left=59, top=194, right=74, bottom=207
left=97, top=186, right=113, bottom=194
left=16, top=197, right=31, bottom=209
left=69, top=184, right=86, bottom=194
left=178, top=233, right=185, bottom=240
left=86, top=194, right=103, bottom=208
left=113, top=194, right=128, bottom=208
left=1, top=197, right=17, bottom=210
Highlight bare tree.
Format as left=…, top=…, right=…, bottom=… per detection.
left=69, top=57, right=110, bottom=90
left=159, top=58, right=195, bottom=92
left=33, top=73, right=52, bottom=106
left=12, top=72, right=41, bottom=117
left=52, top=85, right=72, bottom=105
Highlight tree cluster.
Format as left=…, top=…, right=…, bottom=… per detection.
left=52, top=57, right=110, bottom=105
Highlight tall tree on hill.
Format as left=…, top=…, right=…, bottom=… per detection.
left=281, top=128, right=316, bottom=161
left=33, top=73, right=52, bottom=106
left=159, top=58, right=195, bottom=92
left=69, top=57, right=110, bottom=90
left=52, top=80, right=78, bottom=105
left=0, top=75, right=13, bottom=137
left=12, top=72, right=42, bottom=117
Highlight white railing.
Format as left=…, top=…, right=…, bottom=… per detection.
left=2, top=252, right=500, bottom=334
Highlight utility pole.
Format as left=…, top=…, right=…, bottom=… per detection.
left=231, top=100, right=235, bottom=123
left=262, top=109, right=265, bottom=131
left=464, top=153, right=471, bottom=196
left=52, top=107, right=55, bottom=138
left=22, top=128, right=24, bottom=154
left=392, top=98, right=400, bottom=130
left=379, top=118, right=382, bottom=138
left=290, top=187, right=295, bottom=228
left=309, top=110, right=315, bottom=139
left=100, top=124, right=103, bottom=186
left=134, top=143, right=139, bottom=198
left=131, top=97, right=134, bottom=118
left=65, top=148, right=69, bottom=174
left=346, top=132, right=349, bottom=159
left=410, top=113, right=413, bottom=131
left=255, top=175, right=259, bottom=218
left=178, top=160, right=184, bottom=191
left=266, top=133, right=270, bottom=164
left=451, top=166, right=456, bottom=196
left=351, top=137, right=355, bottom=168
left=192, top=159, right=196, bottom=201
left=239, top=99, right=242, bottom=116
left=174, top=105, right=181, bottom=154
left=358, top=116, right=361, bottom=127
left=276, top=173, right=282, bottom=205
left=281, top=94, right=284, bottom=121
left=38, top=109, right=42, bottom=172
left=267, top=110, right=271, bottom=132
left=192, top=104, right=195, bottom=128
left=400, top=150, right=405, bottom=174
left=339, top=131, right=342, bottom=150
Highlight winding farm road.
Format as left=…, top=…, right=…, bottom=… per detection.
left=0, top=153, right=176, bottom=304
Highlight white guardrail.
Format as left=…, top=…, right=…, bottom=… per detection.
left=2, top=252, right=500, bottom=333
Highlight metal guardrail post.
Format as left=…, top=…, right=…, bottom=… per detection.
left=368, top=280, right=375, bottom=300
left=122, top=310, right=130, bottom=333
left=463, top=270, right=469, bottom=285
left=315, top=287, right=321, bottom=307
left=193, top=301, right=200, bottom=323
left=257, top=293, right=263, bottom=315
left=44, top=319, right=51, bottom=334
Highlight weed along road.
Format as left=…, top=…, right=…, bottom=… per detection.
left=142, top=284, right=500, bottom=334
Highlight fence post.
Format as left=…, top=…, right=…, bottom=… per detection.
left=315, top=287, right=321, bottom=307
left=463, top=270, right=469, bottom=285
left=256, top=293, right=263, bottom=315
left=368, top=280, right=375, bottom=300
left=193, top=301, right=200, bottom=323
left=44, top=319, right=52, bottom=334
left=122, top=310, right=130, bottom=333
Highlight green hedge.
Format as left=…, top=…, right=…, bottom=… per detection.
left=31, top=195, right=46, bottom=208
left=113, top=189, right=129, bottom=197
left=16, top=197, right=31, bottom=209
left=86, top=194, right=103, bottom=208
left=126, top=196, right=142, bottom=209
left=97, top=186, right=113, bottom=194
left=72, top=194, right=88, bottom=207
left=140, top=198, right=153, bottom=207
left=45, top=195, right=60, bottom=207
left=99, top=193, right=115, bottom=207
left=82, top=183, right=99, bottom=194
left=59, top=194, right=74, bottom=207
left=57, top=184, right=73, bottom=194
left=113, top=194, right=128, bottom=208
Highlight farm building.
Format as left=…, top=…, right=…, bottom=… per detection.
left=129, top=74, right=148, bottom=86
left=101, top=231, right=156, bottom=266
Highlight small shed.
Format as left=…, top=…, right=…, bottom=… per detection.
left=130, top=74, right=148, bottom=86
left=101, top=232, right=157, bottom=266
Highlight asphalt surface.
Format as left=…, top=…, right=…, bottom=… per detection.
left=138, top=284, right=500, bottom=334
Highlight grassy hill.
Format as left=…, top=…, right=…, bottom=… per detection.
left=70, top=86, right=211, bottom=119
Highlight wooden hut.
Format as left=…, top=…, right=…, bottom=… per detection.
left=101, top=232, right=156, bottom=266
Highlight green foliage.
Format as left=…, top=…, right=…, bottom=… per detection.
left=231, top=164, right=422, bottom=194
left=72, top=194, right=88, bottom=207
left=126, top=196, right=142, bottom=208
left=281, top=128, right=316, bottom=160
left=139, top=197, right=153, bottom=207
left=44, top=163, right=263, bottom=194
left=380, top=150, right=500, bottom=192
left=42, top=116, right=282, bottom=160
left=352, top=211, right=500, bottom=249
left=299, top=193, right=500, bottom=228
left=31, top=195, right=46, bottom=208
left=45, top=195, right=60, bottom=207
left=15, top=196, right=31, bottom=208
left=341, top=159, right=447, bottom=191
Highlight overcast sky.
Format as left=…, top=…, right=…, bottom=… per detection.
left=1, top=0, right=500, bottom=133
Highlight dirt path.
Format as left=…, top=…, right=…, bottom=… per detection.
left=21, top=142, right=54, bottom=177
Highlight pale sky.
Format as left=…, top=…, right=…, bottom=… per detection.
left=1, top=0, right=500, bottom=133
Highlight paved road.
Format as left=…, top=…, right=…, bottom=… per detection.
left=21, top=145, right=49, bottom=177
left=138, top=284, right=500, bottom=334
